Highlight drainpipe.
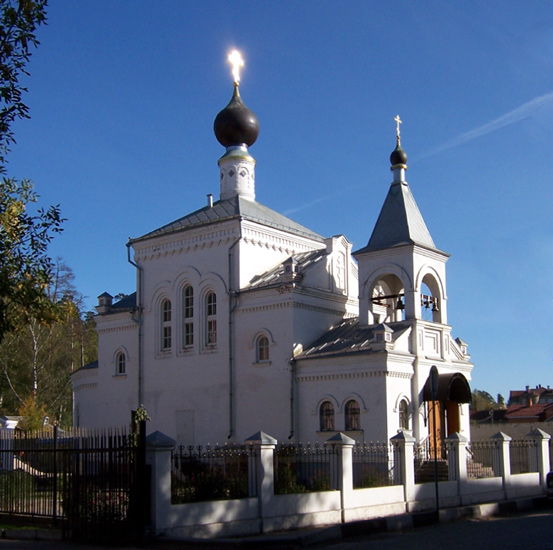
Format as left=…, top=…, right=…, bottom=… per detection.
left=227, top=228, right=242, bottom=439
left=127, top=241, right=144, bottom=406
left=288, top=358, right=296, bottom=439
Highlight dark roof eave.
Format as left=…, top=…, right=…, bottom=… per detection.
left=353, top=241, right=450, bottom=258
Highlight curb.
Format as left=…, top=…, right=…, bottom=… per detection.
left=150, top=496, right=552, bottom=548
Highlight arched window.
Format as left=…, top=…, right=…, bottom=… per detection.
left=345, top=399, right=361, bottom=430
left=399, top=399, right=409, bottom=430
left=161, top=298, right=172, bottom=350
left=320, top=401, right=335, bottom=431
left=183, top=285, right=194, bottom=348
left=256, top=335, right=269, bottom=362
left=116, top=352, right=126, bottom=375
left=206, top=291, right=217, bottom=346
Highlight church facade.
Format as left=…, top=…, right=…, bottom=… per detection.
left=72, top=66, right=473, bottom=448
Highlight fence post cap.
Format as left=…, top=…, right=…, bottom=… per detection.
left=526, top=428, right=551, bottom=440
left=390, top=430, right=416, bottom=443
left=490, top=431, right=512, bottom=442
left=326, top=432, right=355, bottom=445
left=146, top=431, right=176, bottom=448
left=244, top=431, right=277, bottom=445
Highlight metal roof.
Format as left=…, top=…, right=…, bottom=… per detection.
left=294, top=318, right=411, bottom=360
left=244, top=249, right=327, bottom=290
left=130, top=196, right=325, bottom=244
left=354, top=181, right=437, bottom=254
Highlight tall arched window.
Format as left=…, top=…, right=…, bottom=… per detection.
left=161, top=298, right=172, bottom=350
left=399, top=399, right=410, bottom=430
left=206, top=291, right=217, bottom=346
left=183, top=285, right=194, bottom=348
left=116, top=352, right=126, bottom=375
left=256, top=335, right=269, bottom=362
left=320, top=401, right=335, bottom=431
left=345, top=399, right=361, bottom=430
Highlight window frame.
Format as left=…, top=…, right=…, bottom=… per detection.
left=256, top=334, right=270, bottom=363
left=319, top=401, right=335, bottom=432
left=345, top=399, right=361, bottom=431
left=399, top=399, right=410, bottom=430
left=205, top=291, right=217, bottom=347
left=182, top=285, right=194, bottom=349
left=116, top=351, right=126, bottom=375
left=161, top=298, right=172, bottom=351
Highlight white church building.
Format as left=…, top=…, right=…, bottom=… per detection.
left=72, top=57, right=473, bottom=449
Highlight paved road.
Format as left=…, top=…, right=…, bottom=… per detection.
left=1, top=509, right=552, bottom=549
left=320, top=509, right=553, bottom=550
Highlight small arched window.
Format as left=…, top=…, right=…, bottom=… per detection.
left=320, top=401, right=335, bottom=431
left=183, top=285, right=194, bottom=348
left=399, top=399, right=410, bottom=430
left=161, top=298, right=172, bottom=350
left=116, top=352, right=126, bottom=375
left=345, top=399, right=361, bottom=431
left=206, top=291, right=217, bottom=346
left=256, top=335, right=269, bottom=362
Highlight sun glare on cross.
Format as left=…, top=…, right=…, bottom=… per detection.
left=228, top=50, right=244, bottom=85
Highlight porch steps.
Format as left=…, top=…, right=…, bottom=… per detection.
left=414, top=459, right=449, bottom=483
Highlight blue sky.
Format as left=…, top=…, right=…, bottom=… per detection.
left=7, top=1, right=553, bottom=400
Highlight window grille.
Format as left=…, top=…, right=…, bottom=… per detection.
left=345, top=399, right=361, bottom=430
left=320, top=401, right=335, bottom=431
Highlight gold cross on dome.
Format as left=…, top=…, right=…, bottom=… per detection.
left=394, top=115, right=402, bottom=139
left=228, top=50, right=244, bottom=85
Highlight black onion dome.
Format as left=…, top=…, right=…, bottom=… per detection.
left=214, top=85, right=259, bottom=147
left=390, top=141, right=407, bottom=166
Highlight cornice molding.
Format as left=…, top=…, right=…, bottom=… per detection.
left=297, top=370, right=413, bottom=383
left=97, top=324, right=137, bottom=335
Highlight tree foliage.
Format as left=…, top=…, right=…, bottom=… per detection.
left=0, top=262, right=97, bottom=427
left=470, top=389, right=500, bottom=412
left=0, top=0, right=64, bottom=344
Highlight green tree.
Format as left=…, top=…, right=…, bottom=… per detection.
left=0, top=0, right=63, bottom=344
left=470, top=389, right=496, bottom=411
left=0, top=262, right=97, bottom=427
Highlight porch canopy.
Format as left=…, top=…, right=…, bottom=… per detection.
left=422, top=372, right=471, bottom=403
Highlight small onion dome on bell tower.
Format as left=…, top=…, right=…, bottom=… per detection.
left=215, top=50, right=259, bottom=201
left=214, top=84, right=259, bottom=148
left=390, top=139, right=407, bottom=168
left=390, top=115, right=407, bottom=184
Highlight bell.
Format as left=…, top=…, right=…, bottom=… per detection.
left=396, top=296, right=405, bottom=310
left=432, top=299, right=439, bottom=313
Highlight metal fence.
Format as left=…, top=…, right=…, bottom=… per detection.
left=352, top=442, right=395, bottom=488
left=466, top=440, right=496, bottom=479
left=274, top=442, right=337, bottom=494
left=509, top=439, right=535, bottom=474
left=0, top=423, right=147, bottom=543
left=171, top=444, right=256, bottom=503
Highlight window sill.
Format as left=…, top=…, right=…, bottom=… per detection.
left=113, top=374, right=127, bottom=379
left=253, top=361, right=271, bottom=367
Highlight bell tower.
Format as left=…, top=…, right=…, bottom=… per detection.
left=354, top=117, right=449, bottom=327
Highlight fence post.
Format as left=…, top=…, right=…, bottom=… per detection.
left=326, top=433, right=354, bottom=522
left=145, top=431, right=175, bottom=535
left=390, top=431, right=416, bottom=505
left=490, top=432, right=511, bottom=494
left=446, top=432, right=467, bottom=483
left=526, top=428, right=551, bottom=487
left=244, top=431, right=277, bottom=531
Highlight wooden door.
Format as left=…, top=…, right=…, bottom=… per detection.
left=428, top=400, right=444, bottom=459
left=446, top=401, right=460, bottom=435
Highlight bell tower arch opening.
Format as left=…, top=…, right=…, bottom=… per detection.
left=370, top=273, right=405, bottom=324
left=419, top=272, right=444, bottom=324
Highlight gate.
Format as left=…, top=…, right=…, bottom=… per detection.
left=0, top=420, right=148, bottom=543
